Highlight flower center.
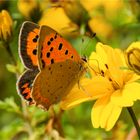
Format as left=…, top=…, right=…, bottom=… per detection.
left=100, top=64, right=121, bottom=90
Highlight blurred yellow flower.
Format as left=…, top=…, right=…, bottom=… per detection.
left=39, top=7, right=77, bottom=36
left=61, top=0, right=89, bottom=26
left=0, top=10, right=13, bottom=42
left=81, top=0, right=133, bottom=40
left=17, top=0, right=38, bottom=19
left=125, top=42, right=140, bottom=75
left=81, top=0, right=124, bottom=18
left=61, top=43, right=140, bottom=131
left=88, top=15, right=113, bottom=39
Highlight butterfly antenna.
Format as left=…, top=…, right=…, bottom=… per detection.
left=82, top=33, right=96, bottom=56
left=85, top=58, right=101, bottom=75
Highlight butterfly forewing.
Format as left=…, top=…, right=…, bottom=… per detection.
left=17, top=21, right=40, bottom=103
left=38, top=26, right=81, bottom=70
left=19, top=21, right=40, bottom=69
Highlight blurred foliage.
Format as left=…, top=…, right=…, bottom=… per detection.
left=0, top=0, right=140, bottom=140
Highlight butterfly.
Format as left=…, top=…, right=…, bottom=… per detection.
left=17, top=21, right=86, bottom=110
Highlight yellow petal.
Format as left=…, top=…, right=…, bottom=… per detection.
left=0, top=10, right=13, bottom=41
left=106, top=106, right=122, bottom=131
left=2, top=10, right=13, bottom=26
left=39, top=7, right=76, bottom=35
left=60, top=78, right=92, bottom=110
left=111, top=90, right=133, bottom=107
left=111, top=82, right=140, bottom=107
left=61, top=76, right=114, bottom=110
left=91, top=96, right=110, bottom=128
left=88, top=16, right=113, bottom=39
left=123, top=82, right=140, bottom=101
left=125, top=41, right=140, bottom=75
left=126, top=72, right=140, bottom=83
left=103, top=46, right=125, bottom=87
left=91, top=96, right=122, bottom=130
left=89, top=43, right=108, bottom=71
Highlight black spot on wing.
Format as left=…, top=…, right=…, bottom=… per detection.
left=71, top=55, right=73, bottom=58
left=50, top=37, right=53, bottom=41
left=46, top=52, right=50, bottom=58
left=32, top=49, right=37, bottom=55
left=47, top=41, right=51, bottom=45
left=65, top=50, right=68, bottom=55
left=51, top=59, right=54, bottom=64
left=50, top=47, right=53, bottom=51
left=41, top=59, right=45, bottom=68
left=58, top=43, right=63, bottom=50
left=33, top=38, right=37, bottom=42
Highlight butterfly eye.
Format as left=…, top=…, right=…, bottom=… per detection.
left=81, top=57, right=87, bottom=62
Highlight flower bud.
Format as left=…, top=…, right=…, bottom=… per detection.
left=61, top=0, right=90, bottom=26
left=125, top=42, right=140, bottom=74
left=18, top=0, right=42, bottom=22
left=0, top=10, right=13, bottom=42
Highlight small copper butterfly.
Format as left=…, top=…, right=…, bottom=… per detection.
left=17, top=21, right=86, bottom=110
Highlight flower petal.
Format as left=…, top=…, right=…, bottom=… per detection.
left=61, top=76, right=113, bottom=110
left=91, top=96, right=122, bottom=130
left=106, top=105, right=122, bottom=131
left=91, top=96, right=110, bottom=128
left=89, top=43, right=108, bottom=72
left=111, top=82, right=140, bottom=107
left=60, top=78, right=92, bottom=110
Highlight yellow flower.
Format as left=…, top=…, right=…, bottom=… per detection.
left=125, top=42, right=140, bottom=75
left=60, top=0, right=89, bottom=25
left=81, top=0, right=124, bottom=18
left=38, top=7, right=77, bottom=36
left=88, top=15, right=113, bottom=39
left=0, top=10, right=13, bottom=42
left=61, top=43, right=140, bottom=130
left=17, top=0, right=38, bottom=19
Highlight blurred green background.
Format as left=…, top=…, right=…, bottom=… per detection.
left=0, top=0, right=140, bottom=139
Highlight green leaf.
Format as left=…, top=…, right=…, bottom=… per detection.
left=0, top=119, right=25, bottom=140
left=0, top=97, right=21, bottom=114
left=6, top=64, right=17, bottom=73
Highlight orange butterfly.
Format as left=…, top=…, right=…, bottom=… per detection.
left=17, top=21, right=86, bottom=110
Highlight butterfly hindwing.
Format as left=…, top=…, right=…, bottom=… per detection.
left=17, top=68, right=39, bottom=104
left=32, top=60, right=84, bottom=110
left=19, top=21, right=40, bottom=69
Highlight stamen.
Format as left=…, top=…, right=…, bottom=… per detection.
left=101, top=70, right=104, bottom=76
left=105, top=64, right=109, bottom=69
left=109, top=78, right=112, bottom=81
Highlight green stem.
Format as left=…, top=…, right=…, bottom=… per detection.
left=127, top=107, right=140, bottom=139
left=5, top=42, right=17, bottom=66
left=4, top=42, right=21, bottom=77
